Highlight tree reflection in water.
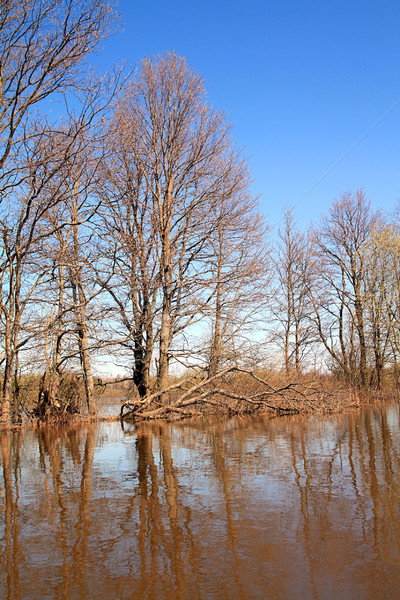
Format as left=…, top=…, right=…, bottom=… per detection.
left=1, top=407, right=400, bottom=598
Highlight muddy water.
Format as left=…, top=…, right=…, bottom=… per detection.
left=1, top=406, right=400, bottom=599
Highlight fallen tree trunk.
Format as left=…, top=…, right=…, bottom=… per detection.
left=120, top=367, right=353, bottom=421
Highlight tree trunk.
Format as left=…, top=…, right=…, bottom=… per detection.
left=1, top=358, right=13, bottom=427
left=70, top=212, right=96, bottom=415
left=209, top=254, right=223, bottom=378
left=295, top=318, right=301, bottom=373
left=78, top=324, right=96, bottom=415
left=134, top=334, right=154, bottom=398
left=158, top=216, right=172, bottom=399
left=158, top=296, right=172, bottom=397
left=1, top=284, right=18, bottom=427
left=48, top=258, right=66, bottom=406
left=354, top=294, right=367, bottom=387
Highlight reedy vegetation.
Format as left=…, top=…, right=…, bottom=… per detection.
left=0, top=1, right=399, bottom=425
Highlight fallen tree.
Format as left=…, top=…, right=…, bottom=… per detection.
left=120, top=367, right=359, bottom=421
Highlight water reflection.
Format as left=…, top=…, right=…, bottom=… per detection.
left=1, top=408, right=400, bottom=598
left=1, top=432, right=21, bottom=600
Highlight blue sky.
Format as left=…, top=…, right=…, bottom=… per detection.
left=96, top=0, right=400, bottom=231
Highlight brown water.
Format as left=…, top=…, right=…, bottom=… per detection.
left=1, top=406, right=400, bottom=599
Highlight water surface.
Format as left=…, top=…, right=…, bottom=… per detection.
left=1, top=405, right=400, bottom=599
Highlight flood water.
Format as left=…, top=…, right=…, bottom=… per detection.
left=1, top=405, right=400, bottom=599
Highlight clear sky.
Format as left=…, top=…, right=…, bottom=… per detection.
left=96, top=0, right=400, bottom=231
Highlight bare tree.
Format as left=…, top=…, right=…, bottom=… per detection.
left=0, top=96, right=121, bottom=424
left=272, top=209, right=314, bottom=374
left=0, top=0, right=119, bottom=426
left=364, top=220, right=400, bottom=388
left=0, top=0, right=117, bottom=175
left=41, top=219, right=70, bottom=408
left=41, top=170, right=99, bottom=415
left=103, top=53, right=257, bottom=398
left=0, top=126, right=75, bottom=425
left=204, top=189, right=269, bottom=377
left=95, top=117, right=160, bottom=398
left=310, top=190, right=376, bottom=386
left=389, top=211, right=400, bottom=385
left=35, top=101, right=119, bottom=415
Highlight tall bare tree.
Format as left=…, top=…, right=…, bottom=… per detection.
left=0, top=0, right=120, bottom=425
left=204, top=190, right=268, bottom=377
left=35, top=98, right=119, bottom=415
left=95, top=116, right=160, bottom=398
left=104, top=53, right=257, bottom=397
left=310, top=190, right=376, bottom=386
left=0, top=125, right=77, bottom=425
left=272, top=209, right=314, bottom=374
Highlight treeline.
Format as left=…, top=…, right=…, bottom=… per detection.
left=271, top=196, right=400, bottom=389
left=0, top=1, right=399, bottom=426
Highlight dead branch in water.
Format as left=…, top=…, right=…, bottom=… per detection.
left=120, top=367, right=343, bottom=421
